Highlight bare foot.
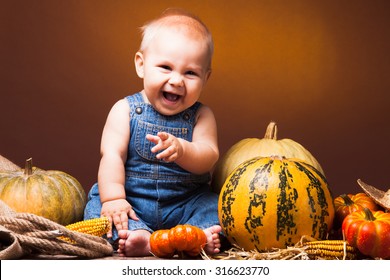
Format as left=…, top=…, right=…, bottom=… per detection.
left=117, top=229, right=151, bottom=257
left=203, top=225, right=222, bottom=255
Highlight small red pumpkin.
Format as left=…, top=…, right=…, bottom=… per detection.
left=150, top=225, right=207, bottom=258
left=149, top=229, right=175, bottom=258
left=334, top=193, right=378, bottom=228
left=342, top=208, right=390, bottom=259
left=168, top=224, right=207, bottom=256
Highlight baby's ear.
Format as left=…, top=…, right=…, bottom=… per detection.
left=205, top=69, right=212, bottom=82
left=134, top=52, right=145, bottom=78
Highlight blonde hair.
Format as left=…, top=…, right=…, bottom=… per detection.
left=139, top=8, right=214, bottom=68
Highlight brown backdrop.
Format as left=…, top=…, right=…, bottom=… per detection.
left=2, top=0, right=389, bottom=197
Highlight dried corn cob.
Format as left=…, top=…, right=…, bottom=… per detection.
left=302, top=240, right=359, bottom=260
left=59, top=217, right=110, bottom=243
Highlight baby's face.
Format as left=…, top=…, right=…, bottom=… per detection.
left=135, top=28, right=211, bottom=116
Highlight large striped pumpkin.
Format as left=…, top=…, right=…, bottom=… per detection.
left=218, top=156, right=334, bottom=251
left=211, top=122, right=324, bottom=193
left=0, top=158, right=86, bottom=225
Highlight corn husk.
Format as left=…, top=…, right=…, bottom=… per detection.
left=0, top=155, right=21, bottom=172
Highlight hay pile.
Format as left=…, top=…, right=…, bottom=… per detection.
left=203, top=245, right=311, bottom=260
left=202, top=236, right=357, bottom=260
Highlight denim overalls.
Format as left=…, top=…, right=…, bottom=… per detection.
left=84, top=92, right=220, bottom=241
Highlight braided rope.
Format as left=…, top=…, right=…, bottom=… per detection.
left=0, top=211, right=113, bottom=259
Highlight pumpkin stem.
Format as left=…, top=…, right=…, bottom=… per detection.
left=363, top=207, right=376, bottom=221
left=340, top=194, right=354, bottom=206
left=264, top=121, right=278, bottom=140
left=24, top=158, right=33, bottom=176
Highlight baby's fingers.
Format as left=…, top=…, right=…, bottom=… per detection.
left=111, top=212, right=126, bottom=232
left=146, top=134, right=159, bottom=144
left=157, top=131, right=169, bottom=140
left=146, top=134, right=165, bottom=153
left=128, top=208, right=139, bottom=221
left=156, top=147, right=178, bottom=162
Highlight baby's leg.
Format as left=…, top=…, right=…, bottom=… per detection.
left=203, top=225, right=222, bottom=255
left=171, top=190, right=222, bottom=254
left=117, top=229, right=151, bottom=257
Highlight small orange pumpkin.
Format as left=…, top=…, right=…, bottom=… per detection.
left=343, top=208, right=390, bottom=259
left=169, top=224, right=207, bottom=256
left=334, top=193, right=379, bottom=228
left=150, top=225, right=207, bottom=258
left=149, top=229, right=175, bottom=258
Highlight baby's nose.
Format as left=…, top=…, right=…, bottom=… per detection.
left=168, top=72, right=184, bottom=87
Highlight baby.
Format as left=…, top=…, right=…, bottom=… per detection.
left=84, top=8, right=222, bottom=257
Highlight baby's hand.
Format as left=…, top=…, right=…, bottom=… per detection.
left=101, top=198, right=139, bottom=238
left=146, top=131, right=183, bottom=162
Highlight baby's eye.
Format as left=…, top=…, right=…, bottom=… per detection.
left=159, top=65, right=171, bottom=71
left=185, top=70, right=198, bottom=76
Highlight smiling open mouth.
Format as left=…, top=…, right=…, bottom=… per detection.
left=163, top=92, right=180, bottom=102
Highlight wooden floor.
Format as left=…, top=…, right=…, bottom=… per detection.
left=21, top=239, right=232, bottom=260
left=24, top=254, right=158, bottom=260
left=24, top=251, right=205, bottom=260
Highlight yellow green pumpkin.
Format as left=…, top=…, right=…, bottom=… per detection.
left=0, top=158, right=86, bottom=225
left=212, top=122, right=324, bottom=193
left=218, top=156, right=334, bottom=251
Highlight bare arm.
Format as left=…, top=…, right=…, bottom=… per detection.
left=146, top=105, right=219, bottom=174
left=98, top=99, right=138, bottom=237
left=98, top=99, right=129, bottom=202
